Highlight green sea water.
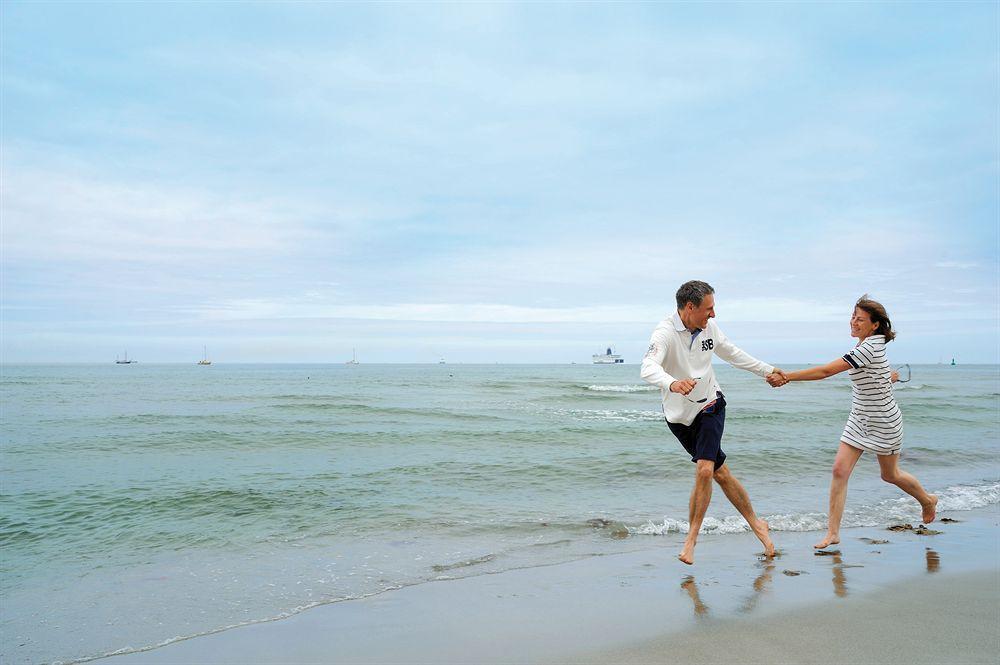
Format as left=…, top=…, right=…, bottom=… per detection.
left=2, top=363, right=997, bottom=663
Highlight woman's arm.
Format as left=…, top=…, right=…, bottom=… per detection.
left=784, top=358, right=852, bottom=382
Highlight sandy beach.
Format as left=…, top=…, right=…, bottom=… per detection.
left=575, top=571, right=998, bottom=665
left=108, top=508, right=999, bottom=664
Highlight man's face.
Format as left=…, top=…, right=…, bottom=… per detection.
left=685, top=294, right=716, bottom=330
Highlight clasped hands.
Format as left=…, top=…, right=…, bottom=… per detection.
left=670, top=370, right=789, bottom=394
left=765, top=368, right=789, bottom=388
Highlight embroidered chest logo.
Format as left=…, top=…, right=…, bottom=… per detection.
left=701, top=339, right=714, bottom=351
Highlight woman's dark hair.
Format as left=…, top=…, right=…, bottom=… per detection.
left=855, top=295, right=896, bottom=342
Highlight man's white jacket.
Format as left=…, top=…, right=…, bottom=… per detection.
left=640, top=312, right=774, bottom=426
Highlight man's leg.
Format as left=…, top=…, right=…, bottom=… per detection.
left=712, top=464, right=774, bottom=556
left=679, top=459, right=715, bottom=565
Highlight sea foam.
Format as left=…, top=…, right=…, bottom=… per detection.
left=628, top=481, right=1000, bottom=536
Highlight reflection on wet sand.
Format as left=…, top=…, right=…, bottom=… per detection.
left=831, top=553, right=848, bottom=597
left=926, top=548, right=941, bottom=573
left=680, top=563, right=777, bottom=618
left=739, top=562, right=775, bottom=613
left=678, top=545, right=946, bottom=622
left=680, top=575, right=709, bottom=616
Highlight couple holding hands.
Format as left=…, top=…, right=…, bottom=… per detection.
left=640, top=280, right=937, bottom=565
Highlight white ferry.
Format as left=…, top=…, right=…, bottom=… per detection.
left=592, top=347, right=624, bottom=364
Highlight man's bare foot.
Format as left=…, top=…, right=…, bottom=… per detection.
left=814, top=533, right=840, bottom=549
left=921, top=495, right=938, bottom=524
left=752, top=519, right=775, bottom=557
left=678, top=541, right=695, bottom=565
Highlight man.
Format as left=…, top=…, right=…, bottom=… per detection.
left=641, top=280, right=782, bottom=564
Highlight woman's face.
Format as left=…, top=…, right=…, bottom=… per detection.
left=850, top=307, right=878, bottom=339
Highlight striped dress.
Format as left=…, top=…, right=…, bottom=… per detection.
left=840, top=335, right=903, bottom=455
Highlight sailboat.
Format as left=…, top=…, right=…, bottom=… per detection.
left=115, top=350, right=136, bottom=364
left=345, top=348, right=360, bottom=365
left=198, top=346, right=212, bottom=365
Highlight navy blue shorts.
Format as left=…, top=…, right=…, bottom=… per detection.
left=667, top=394, right=727, bottom=470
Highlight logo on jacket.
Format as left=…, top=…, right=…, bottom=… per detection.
left=701, top=339, right=714, bottom=351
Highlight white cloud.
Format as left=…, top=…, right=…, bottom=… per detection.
left=934, top=261, right=979, bottom=269
left=2, top=168, right=319, bottom=263
left=184, top=294, right=848, bottom=324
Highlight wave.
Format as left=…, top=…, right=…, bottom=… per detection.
left=0, top=485, right=337, bottom=549
left=936, top=482, right=1000, bottom=511
left=627, top=481, right=1000, bottom=536
left=583, top=385, right=659, bottom=393
left=547, top=408, right=664, bottom=422
left=431, top=553, right=497, bottom=572
left=265, top=403, right=511, bottom=422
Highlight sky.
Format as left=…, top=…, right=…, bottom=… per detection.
left=2, top=2, right=997, bottom=364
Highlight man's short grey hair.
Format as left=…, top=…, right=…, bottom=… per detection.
left=675, top=280, right=715, bottom=310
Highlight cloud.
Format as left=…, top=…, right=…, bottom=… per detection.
left=2, top=167, right=324, bottom=264
left=182, top=294, right=848, bottom=324
left=1, top=3, right=995, bottom=362
left=934, top=261, right=979, bottom=269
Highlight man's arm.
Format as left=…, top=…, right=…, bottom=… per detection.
left=640, top=333, right=680, bottom=391
left=713, top=326, right=774, bottom=377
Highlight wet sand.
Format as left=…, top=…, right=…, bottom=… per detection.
left=574, top=570, right=999, bottom=664
left=108, top=510, right=999, bottom=664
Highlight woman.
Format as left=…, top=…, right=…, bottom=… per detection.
left=768, top=296, right=937, bottom=549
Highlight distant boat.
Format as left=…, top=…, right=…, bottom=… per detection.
left=592, top=346, right=624, bottom=364
left=115, top=349, right=136, bottom=365
left=951, top=358, right=956, bottom=366
left=198, top=346, right=212, bottom=365
left=346, top=348, right=360, bottom=365
left=439, top=358, right=446, bottom=364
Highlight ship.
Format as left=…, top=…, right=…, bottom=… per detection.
left=592, top=347, right=624, bottom=364
left=346, top=348, right=360, bottom=365
left=198, top=346, right=212, bottom=365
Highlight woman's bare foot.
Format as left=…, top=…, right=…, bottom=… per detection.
left=814, top=533, right=840, bottom=549
left=921, top=495, right=938, bottom=524
left=752, top=519, right=775, bottom=557
left=678, top=539, right=696, bottom=565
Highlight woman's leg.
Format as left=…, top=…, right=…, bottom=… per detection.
left=816, top=442, right=864, bottom=548
left=878, top=453, right=937, bottom=523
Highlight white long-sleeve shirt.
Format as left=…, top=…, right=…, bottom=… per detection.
left=640, top=311, right=774, bottom=426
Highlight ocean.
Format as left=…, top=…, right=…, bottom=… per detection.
left=2, top=363, right=998, bottom=663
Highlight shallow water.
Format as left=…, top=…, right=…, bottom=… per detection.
left=2, top=363, right=997, bottom=663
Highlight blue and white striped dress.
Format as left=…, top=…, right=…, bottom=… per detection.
left=841, top=335, right=903, bottom=455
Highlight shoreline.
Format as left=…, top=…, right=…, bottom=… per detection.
left=107, top=510, right=999, bottom=664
